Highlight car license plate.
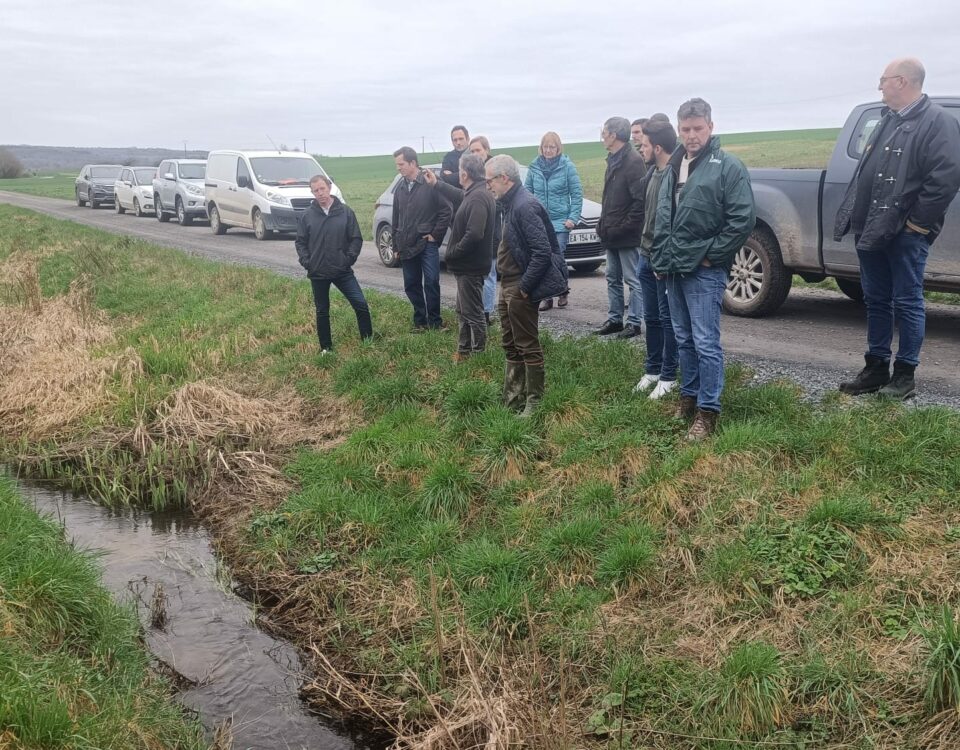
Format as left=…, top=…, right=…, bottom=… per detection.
left=569, top=230, right=599, bottom=245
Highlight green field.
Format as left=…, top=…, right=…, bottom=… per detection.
left=3, top=205, right=959, bottom=747
left=0, top=128, right=841, bottom=240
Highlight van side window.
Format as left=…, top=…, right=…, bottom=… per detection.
left=237, top=159, right=251, bottom=184
left=847, top=108, right=883, bottom=160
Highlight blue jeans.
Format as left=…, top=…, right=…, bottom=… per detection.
left=605, top=247, right=643, bottom=327
left=309, top=271, right=372, bottom=350
left=401, top=242, right=442, bottom=327
left=857, top=230, right=929, bottom=366
left=666, top=265, right=728, bottom=413
left=483, top=256, right=497, bottom=314
left=637, top=255, right=678, bottom=380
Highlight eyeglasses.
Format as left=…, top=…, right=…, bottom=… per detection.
left=879, top=75, right=904, bottom=85
left=485, top=174, right=502, bottom=184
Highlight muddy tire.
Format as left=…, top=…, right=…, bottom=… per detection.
left=835, top=277, right=865, bottom=304
left=376, top=223, right=399, bottom=267
left=76, top=189, right=86, bottom=207
left=252, top=209, right=270, bottom=241
left=723, top=228, right=792, bottom=317
left=209, top=204, right=227, bottom=235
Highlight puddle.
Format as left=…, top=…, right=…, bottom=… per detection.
left=20, top=481, right=386, bottom=750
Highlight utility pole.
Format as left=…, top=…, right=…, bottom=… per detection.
left=302, top=138, right=307, bottom=154
left=421, top=135, right=425, bottom=154
left=183, top=140, right=187, bottom=156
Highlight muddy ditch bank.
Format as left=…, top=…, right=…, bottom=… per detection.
left=18, top=477, right=390, bottom=750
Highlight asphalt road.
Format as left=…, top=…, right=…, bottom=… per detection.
left=3, top=190, right=959, bottom=403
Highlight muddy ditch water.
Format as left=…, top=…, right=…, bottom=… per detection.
left=19, top=480, right=388, bottom=750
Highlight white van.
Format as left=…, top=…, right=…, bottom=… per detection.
left=204, top=150, right=343, bottom=240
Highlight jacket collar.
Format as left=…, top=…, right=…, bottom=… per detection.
left=882, top=93, right=930, bottom=121
left=667, top=135, right=721, bottom=173
left=310, top=196, right=342, bottom=215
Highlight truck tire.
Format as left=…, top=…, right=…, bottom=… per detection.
left=723, top=228, right=792, bottom=317
left=835, top=277, right=865, bottom=303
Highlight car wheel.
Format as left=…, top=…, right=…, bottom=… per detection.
left=570, top=260, right=603, bottom=275
left=176, top=197, right=192, bottom=226
left=835, top=277, right=865, bottom=304
left=115, top=197, right=125, bottom=214
left=89, top=193, right=99, bottom=209
left=376, top=223, right=399, bottom=267
left=252, top=209, right=270, bottom=241
left=155, top=196, right=170, bottom=222
left=722, top=228, right=792, bottom=317
left=133, top=198, right=143, bottom=217
left=209, top=204, right=227, bottom=235
left=76, top=189, right=86, bottom=207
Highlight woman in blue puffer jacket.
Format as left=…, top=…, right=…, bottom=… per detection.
left=524, top=131, right=583, bottom=310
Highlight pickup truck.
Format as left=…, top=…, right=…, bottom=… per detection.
left=726, top=97, right=960, bottom=316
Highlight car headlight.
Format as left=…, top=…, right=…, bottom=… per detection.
left=184, top=183, right=204, bottom=196
left=264, top=190, right=291, bottom=206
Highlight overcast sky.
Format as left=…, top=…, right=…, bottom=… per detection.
left=3, top=0, right=960, bottom=156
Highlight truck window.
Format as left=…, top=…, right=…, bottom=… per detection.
left=847, top=108, right=883, bottom=160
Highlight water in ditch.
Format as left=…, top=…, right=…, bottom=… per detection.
left=21, top=481, right=385, bottom=750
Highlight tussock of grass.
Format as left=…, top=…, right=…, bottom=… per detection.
left=4, top=205, right=960, bottom=747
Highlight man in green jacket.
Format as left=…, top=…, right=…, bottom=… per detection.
left=650, top=98, right=755, bottom=440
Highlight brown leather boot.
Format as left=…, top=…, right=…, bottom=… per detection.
left=685, top=409, right=719, bottom=442
left=673, top=395, right=697, bottom=421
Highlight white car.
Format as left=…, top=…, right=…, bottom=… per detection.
left=114, top=167, right=158, bottom=217
left=204, top=150, right=343, bottom=240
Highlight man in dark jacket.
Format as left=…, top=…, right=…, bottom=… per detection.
left=651, top=98, right=755, bottom=441
left=423, top=153, right=496, bottom=359
left=440, top=125, right=469, bottom=188
left=595, top=116, right=647, bottom=339
left=834, top=58, right=960, bottom=399
left=485, top=154, right=568, bottom=417
left=295, top=175, right=372, bottom=353
left=392, top=146, right=452, bottom=330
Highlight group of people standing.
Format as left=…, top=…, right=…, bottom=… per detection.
left=293, top=56, right=960, bottom=440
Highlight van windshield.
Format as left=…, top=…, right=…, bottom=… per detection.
left=178, top=163, right=206, bottom=179
left=249, top=157, right=325, bottom=186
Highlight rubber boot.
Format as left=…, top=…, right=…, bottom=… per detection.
left=878, top=361, right=917, bottom=400
left=839, top=354, right=890, bottom=395
left=502, top=361, right=526, bottom=412
left=519, top=363, right=545, bottom=418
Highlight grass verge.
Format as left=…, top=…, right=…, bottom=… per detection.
left=2, top=204, right=960, bottom=748
left=0, top=473, right=207, bottom=749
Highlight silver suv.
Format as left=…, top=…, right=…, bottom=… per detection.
left=154, top=159, right=207, bottom=225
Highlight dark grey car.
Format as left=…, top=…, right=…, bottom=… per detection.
left=75, top=164, right=122, bottom=208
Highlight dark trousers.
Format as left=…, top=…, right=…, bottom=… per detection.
left=857, top=230, right=929, bottom=366
left=309, top=272, right=372, bottom=351
left=401, top=242, right=442, bottom=327
left=499, top=281, right=542, bottom=365
left=637, top=254, right=678, bottom=380
left=455, top=273, right=486, bottom=354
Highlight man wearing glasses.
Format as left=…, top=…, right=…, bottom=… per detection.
left=484, top=155, right=568, bottom=417
left=835, top=57, right=960, bottom=399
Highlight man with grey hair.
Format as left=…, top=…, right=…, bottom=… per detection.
left=650, top=98, right=755, bottom=440
left=424, top=153, right=497, bottom=359
left=484, top=154, right=568, bottom=416
left=835, top=57, right=960, bottom=399
left=595, top=116, right=647, bottom=339
left=295, top=174, right=371, bottom=353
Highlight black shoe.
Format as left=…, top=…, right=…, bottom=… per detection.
left=592, top=321, right=624, bottom=336
left=485, top=312, right=492, bottom=327
left=878, top=361, right=916, bottom=400
left=615, top=324, right=642, bottom=340
left=839, top=355, right=890, bottom=395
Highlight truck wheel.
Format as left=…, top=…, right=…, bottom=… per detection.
left=835, top=277, right=865, bottom=303
left=176, top=197, right=192, bottom=226
left=376, top=224, right=399, bottom=267
left=155, top=196, right=170, bottom=222
left=723, top=228, right=792, bottom=317
left=252, top=209, right=271, bottom=241
left=209, top=204, right=227, bottom=235
left=76, top=189, right=86, bottom=207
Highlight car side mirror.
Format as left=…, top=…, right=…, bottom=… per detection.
left=237, top=175, right=251, bottom=189
left=164, top=173, right=175, bottom=180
